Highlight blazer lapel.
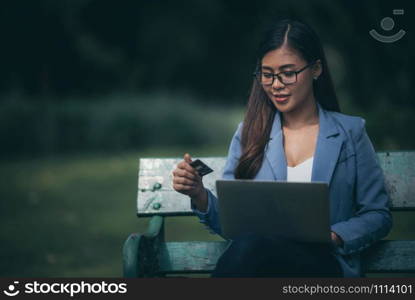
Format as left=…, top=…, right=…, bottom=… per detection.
left=264, top=108, right=286, bottom=180
left=312, top=102, right=343, bottom=186
left=264, top=102, right=343, bottom=186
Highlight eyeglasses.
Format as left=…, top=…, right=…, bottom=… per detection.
left=253, top=62, right=315, bottom=86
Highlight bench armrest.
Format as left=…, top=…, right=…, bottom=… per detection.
left=122, top=216, right=165, bottom=277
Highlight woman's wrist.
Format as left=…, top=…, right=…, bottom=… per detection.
left=331, top=231, right=344, bottom=246
left=190, top=188, right=208, bottom=212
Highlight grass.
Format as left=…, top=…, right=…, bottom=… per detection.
left=1, top=147, right=414, bottom=277
left=0, top=147, right=227, bottom=277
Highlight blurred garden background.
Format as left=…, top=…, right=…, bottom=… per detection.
left=1, top=0, right=414, bottom=277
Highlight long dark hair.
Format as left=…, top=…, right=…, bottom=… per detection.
left=234, top=18, right=341, bottom=179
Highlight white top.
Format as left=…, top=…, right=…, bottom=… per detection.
left=287, top=156, right=314, bottom=182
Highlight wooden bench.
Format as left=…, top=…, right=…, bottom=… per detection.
left=123, top=151, right=415, bottom=277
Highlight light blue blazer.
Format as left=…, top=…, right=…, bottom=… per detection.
left=192, top=101, right=393, bottom=277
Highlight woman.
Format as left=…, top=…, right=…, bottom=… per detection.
left=172, top=18, right=392, bottom=277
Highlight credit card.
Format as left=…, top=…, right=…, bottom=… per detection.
left=189, top=159, right=214, bottom=177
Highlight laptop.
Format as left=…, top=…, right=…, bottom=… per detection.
left=216, top=180, right=331, bottom=243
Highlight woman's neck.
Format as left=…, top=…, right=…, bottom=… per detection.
left=282, top=98, right=319, bottom=130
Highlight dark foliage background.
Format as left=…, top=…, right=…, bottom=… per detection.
left=0, top=0, right=414, bottom=157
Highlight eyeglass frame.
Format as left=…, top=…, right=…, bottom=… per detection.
left=253, top=61, right=317, bottom=86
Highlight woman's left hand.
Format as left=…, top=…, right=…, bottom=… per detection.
left=331, top=231, right=344, bottom=246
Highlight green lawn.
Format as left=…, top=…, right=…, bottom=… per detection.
left=1, top=148, right=414, bottom=277
left=0, top=147, right=225, bottom=277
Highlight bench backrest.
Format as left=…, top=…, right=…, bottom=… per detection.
left=137, top=151, right=415, bottom=216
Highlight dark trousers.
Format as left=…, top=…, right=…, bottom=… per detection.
left=211, top=233, right=344, bottom=277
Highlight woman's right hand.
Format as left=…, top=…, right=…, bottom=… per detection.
left=172, top=153, right=205, bottom=200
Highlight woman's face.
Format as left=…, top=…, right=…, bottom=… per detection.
left=260, top=45, right=321, bottom=113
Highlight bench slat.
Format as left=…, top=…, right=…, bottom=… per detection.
left=158, top=241, right=229, bottom=274
left=377, top=152, right=415, bottom=209
left=362, top=240, right=415, bottom=273
left=137, top=151, right=415, bottom=216
left=137, top=157, right=225, bottom=216
left=156, top=240, right=415, bottom=274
